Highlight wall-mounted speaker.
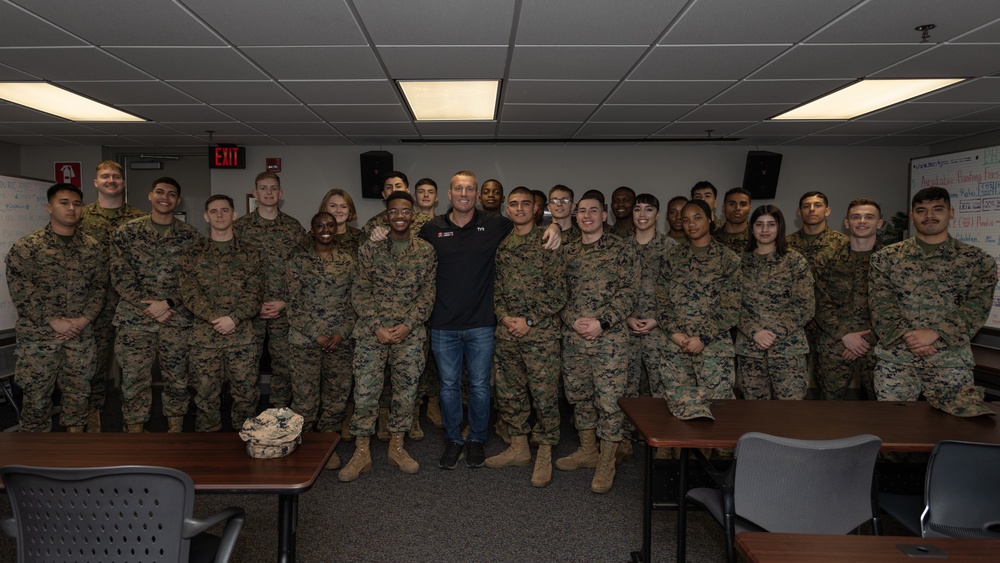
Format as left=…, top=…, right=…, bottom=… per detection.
left=742, top=151, right=782, bottom=200
left=360, top=151, right=393, bottom=199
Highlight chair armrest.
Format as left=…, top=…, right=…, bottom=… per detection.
left=0, top=514, right=16, bottom=538
left=184, top=507, right=246, bottom=563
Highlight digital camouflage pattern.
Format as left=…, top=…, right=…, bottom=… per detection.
left=5, top=225, right=106, bottom=431
left=560, top=232, right=637, bottom=443
left=240, top=407, right=304, bottom=459
left=786, top=227, right=849, bottom=267
left=361, top=209, right=433, bottom=239
left=493, top=226, right=567, bottom=445
left=713, top=227, right=749, bottom=255
left=625, top=232, right=677, bottom=398
left=333, top=225, right=363, bottom=255
left=609, top=222, right=634, bottom=240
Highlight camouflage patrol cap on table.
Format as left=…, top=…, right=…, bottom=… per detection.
left=239, top=407, right=305, bottom=459
left=928, top=385, right=995, bottom=418
left=666, top=387, right=715, bottom=421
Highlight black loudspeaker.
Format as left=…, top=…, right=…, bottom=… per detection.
left=742, top=151, right=782, bottom=200
left=360, top=151, right=393, bottom=199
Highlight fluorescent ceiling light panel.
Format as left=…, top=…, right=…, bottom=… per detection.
left=399, top=80, right=499, bottom=121
left=0, top=82, right=145, bottom=122
left=771, top=78, right=964, bottom=120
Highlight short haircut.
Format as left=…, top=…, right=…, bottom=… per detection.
left=312, top=211, right=335, bottom=226
left=204, top=194, right=234, bottom=211
left=255, top=171, right=280, bottom=187
left=798, top=191, right=829, bottom=207
left=531, top=189, right=547, bottom=205
left=667, top=195, right=689, bottom=208
left=912, top=186, right=951, bottom=209
left=579, top=189, right=606, bottom=210
left=635, top=193, right=659, bottom=209
left=724, top=186, right=752, bottom=201
left=383, top=171, right=409, bottom=187
left=508, top=186, right=533, bottom=200
left=151, top=176, right=181, bottom=195
left=846, top=197, right=882, bottom=218
left=415, top=177, right=437, bottom=191
left=319, top=188, right=358, bottom=222
left=549, top=184, right=573, bottom=200
left=613, top=186, right=636, bottom=198
left=691, top=181, right=717, bottom=198
left=482, top=179, right=504, bottom=193
left=95, top=160, right=123, bottom=175
left=385, top=190, right=415, bottom=207
left=452, top=170, right=477, bottom=188
left=748, top=204, right=788, bottom=256
left=48, top=183, right=83, bottom=202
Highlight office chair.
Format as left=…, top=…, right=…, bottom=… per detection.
left=0, top=465, right=245, bottom=563
left=920, top=440, right=1000, bottom=539
left=683, top=432, right=883, bottom=563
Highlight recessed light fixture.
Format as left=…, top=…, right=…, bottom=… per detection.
left=0, top=82, right=145, bottom=122
left=398, top=80, right=500, bottom=121
left=771, top=78, right=964, bottom=120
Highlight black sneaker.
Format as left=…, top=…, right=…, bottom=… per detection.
left=466, top=440, right=485, bottom=468
left=439, top=441, right=464, bottom=469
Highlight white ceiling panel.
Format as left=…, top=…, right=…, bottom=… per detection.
left=510, top=47, right=646, bottom=80
left=875, top=45, right=1000, bottom=78
left=808, top=0, right=1000, bottom=44
left=378, top=47, right=507, bottom=79
left=163, top=122, right=262, bottom=136
left=3, top=122, right=106, bottom=135
left=242, top=47, right=384, bottom=80
left=332, top=122, right=417, bottom=136
left=246, top=122, right=338, bottom=136
left=167, top=82, right=297, bottom=104
left=82, top=122, right=189, bottom=136
left=680, top=104, right=791, bottom=121
left=795, top=121, right=929, bottom=135
left=213, top=105, right=319, bottom=122
left=662, top=0, right=861, bottom=44
left=0, top=62, right=37, bottom=81
left=0, top=102, right=62, bottom=121
left=0, top=47, right=149, bottom=80
left=0, top=1, right=85, bottom=46
left=516, top=0, right=685, bottom=45
left=416, top=122, right=497, bottom=137
left=312, top=105, right=410, bottom=122
left=60, top=81, right=199, bottom=105
left=119, top=105, right=231, bottom=122
left=354, top=0, right=516, bottom=45
left=281, top=80, right=399, bottom=105
left=918, top=78, right=1000, bottom=103
left=732, top=121, right=843, bottom=136
left=632, top=46, right=787, bottom=80
left=0, top=134, right=73, bottom=146
left=751, top=45, right=930, bottom=80
left=711, top=80, right=850, bottom=104
left=179, top=0, right=365, bottom=46
left=859, top=102, right=997, bottom=122
left=504, top=81, right=617, bottom=104
left=108, top=48, right=266, bottom=80
left=898, top=121, right=1000, bottom=136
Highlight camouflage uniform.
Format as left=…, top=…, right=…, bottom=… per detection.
left=234, top=210, right=306, bottom=408
left=626, top=233, right=677, bottom=398
left=111, top=217, right=203, bottom=425
left=609, top=222, right=634, bottom=240
left=5, top=225, right=106, bottom=431
left=713, top=227, right=749, bottom=255
left=361, top=210, right=432, bottom=239
left=78, top=202, right=145, bottom=413
left=493, top=227, right=567, bottom=445
left=180, top=238, right=264, bottom=432
left=285, top=245, right=356, bottom=431
left=667, top=232, right=687, bottom=244
left=736, top=249, right=814, bottom=400
left=657, top=240, right=741, bottom=401
left=869, top=237, right=995, bottom=410
left=333, top=225, right=363, bottom=255
left=350, top=236, right=437, bottom=437
left=560, top=232, right=638, bottom=443
left=812, top=240, right=881, bottom=400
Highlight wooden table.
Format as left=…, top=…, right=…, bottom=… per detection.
left=736, top=532, right=1000, bottom=562
left=618, top=397, right=1000, bottom=563
left=0, top=431, right=338, bottom=563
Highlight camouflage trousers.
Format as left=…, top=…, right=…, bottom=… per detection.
left=417, top=339, right=440, bottom=401
left=14, top=335, right=94, bottom=432
left=737, top=354, right=807, bottom=400
left=562, top=335, right=628, bottom=443
left=351, top=328, right=427, bottom=437
left=115, top=325, right=190, bottom=424
left=629, top=329, right=672, bottom=398
left=660, top=351, right=735, bottom=401
left=815, top=336, right=876, bottom=400
left=88, top=297, right=118, bottom=410
left=288, top=341, right=353, bottom=432
left=189, top=343, right=259, bottom=432
left=875, top=361, right=973, bottom=407
left=252, top=316, right=291, bottom=406
left=493, top=337, right=561, bottom=446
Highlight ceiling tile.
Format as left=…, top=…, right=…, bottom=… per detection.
left=0, top=134, right=74, bottom=146
left=379, top=47, right=507, bottom=79
left=590, top=105, right=692, bottom=122
left=792, top=135, right=884, bottom=146
left=680, top=104, right=791, bottom=121
left=354, top=0, right=515, bottom=45
left=242, top=46, right=384, bottom=80
left=163, top=122, right=261, bottom=136
left=78, top=122, right=185, bottom=136
left=3, top=122, right=105, bottom=135
left=875, top=45, right=1000, bottom=78
left=312, top=105, right=409, bottom=122
left=245, top=122, right=338, bottom=136
left=897, top=121, right=1000, bottom=136
left=948, top=105, right=1000, bottom=122
left=712, top=80, right=850, bottom=104
left=855, top=135, right=957, bottom=146
left=732, top=121, right=844, bottom=136
left=109, top=135, right=205, bottom=147
left=119, top=105, right=231, bottom=122
left=0, top=47, right=149, bottom=80
left=859, top=102, right=997, bottom=121
left=607, top=81, right=734, bottom=104
left=214, top=105, right=319, bottom=122
left=510, top=46, right=646, bottom=80
left=179, top=0, right=365, bottom=46
left=819, top=121, right=934, bottom=135
left=918, top=78, right=1000, bottom=103
left=58, top=81, right=198, bottom=105
left=416, top=122, right=497, bottom=136
left=632, top=46, right=787, bottom=80
left=504, top=80, right=617, bottom=104
left=0, top=2, right=85, bottom=46
left=751, top=44, right=929, bottom=79
left=332, top=122, right=417, bottom=136
left=501, top=105, right=596, bottom=121
left=516, top=0, right=685, bottom=45
left=167, top=82, right=296, bottom=104
left=662, top=0, right=860, bottom=44
left=270, top=135, right=352, bottom=146
left=574, top=122, right=664, bottom=137
left=0, top=62, right=37, bottom=81
left=0, top=102, right=63, bottom=121
left=808, top=0, right=1000, bottom=43
left=953, top=18, right=1000, bottom=43
left=650, top=122, right=748, bottom=137
left=498, top=122, right=581, bottom=137
left=282, top=80, right=400, bottom=105
left=108, top=47, right=267, bottom=80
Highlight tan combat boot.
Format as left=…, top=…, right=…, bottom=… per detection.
left=591, top=440, right=619, bottom=494
left=338, top=437, right=372, bottom=482
left=409, top=407, right=424, bottom=441
left=495, top=420, right=511, bottom=444
left=377, top=408, right=390, bottom=442
left=340, top=402, right=355, bottom=442
left=65, top=426, right=84, bottom=433
left=167, top=416, right=184, bottom=433
left=555, top=429, right=599, bottom=471
left=325, top=450, right=341, bottom=470
left=616, top=438, right=633, bottom=464
left=531, top=445, right=553, bottom=488
left=125, top=423, right=144, bottom=433
left=387, top=432, right=419, bottom=474
left=87, top=408, right=102, bottom=432
left=426, top=395, right=443, bottom=428
left=485, top=434, right=531, bottom=468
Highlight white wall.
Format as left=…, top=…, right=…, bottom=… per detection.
left=0, top=141, right=20, bottom=177
left=19, top=146, right=103, bottom=185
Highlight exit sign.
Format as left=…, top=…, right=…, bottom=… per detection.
left=209, top=145, right=246, bottom=169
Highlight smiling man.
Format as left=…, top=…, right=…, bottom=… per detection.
left=714, top=187, right=752, bottom=253
left=609, top=186, right=636, bottom=239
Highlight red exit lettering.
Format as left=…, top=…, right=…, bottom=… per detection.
left=214, top=147, right=238, bottom=167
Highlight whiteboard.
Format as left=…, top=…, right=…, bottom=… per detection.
left=0, top=175, right=53, bottom=333
left=909, top=147, right=1000, bottom=330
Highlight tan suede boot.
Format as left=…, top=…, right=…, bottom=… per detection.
left=409, top=407, right=424, bottom=441
left=325, top=451, right=341, bottom=470
left=167, top=416, right=184, bottom=433
left=426, top=395, right=443, bottom=428
left=591, top=440, right=619, bottom=494
left=555, top=429, right=599, bottom=471
left=377, top=408, right=390, bottom=442
left=531, top=445, right=553, bottom=488
left=387, top=432, right=419, bottom=474
left=86, top=408, right=101, bottom=432
left=340, top=402, right=355, bottom=442
left=338, top=437, right=372, bottom=482
left=125, top=423, right=144, bottom=433
left=485, top=434, right=531, bottom=468
left=65, top=426, right=84, bottom=433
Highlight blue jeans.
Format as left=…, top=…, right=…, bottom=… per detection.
left=432, top=326, right=494, bottom=444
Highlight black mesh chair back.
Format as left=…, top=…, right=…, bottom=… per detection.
left=921, top=440, right=1000, bottom=539
left=0, top=465, right=245, bottom=563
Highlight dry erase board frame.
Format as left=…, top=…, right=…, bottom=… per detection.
left=909, top=146, right=1000, bottom=332
left=0, top=174, right=54, bottom=337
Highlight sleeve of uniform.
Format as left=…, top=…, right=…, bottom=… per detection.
left=80, top=242, right=108, bottom=321
left=738, top=273, right=765, bottom=339
left=526, top=249, right=568, bottom=322
left=936, top=250, right=996, bottom=347
left=110, top=226, right=146, bottom=309
left=179, top=252, right=217, bottom=322
left=494, top=246, right=513, bottom=321
left=4, top=240, right=48, bottom=326
left=351, top=243, right=380, bottom=334
left=868, top=248, right=909, bottom=346
left=403, top=245, right=437, bottom=329
left=812, top=252, right=849, bottom=339
left=328, top=255, right=356, bottom=339
left=773, top=253, right=814, bottom=338
left=706, top=251, right=741, bottom=337
left=230, top=249, right=263, bottom=323
left=602, top=242, right=638, bottom=326
left=285, top=258, right=321, bottom=341
left=656, top=249, right=680, bottom=334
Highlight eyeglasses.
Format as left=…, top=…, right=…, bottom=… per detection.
left=386, top=208, right=413, bottom=217
left=550, top=197, right=572, bottom=205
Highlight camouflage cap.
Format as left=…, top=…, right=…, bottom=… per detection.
left=240, top=407, right=305, bottom=459
left=928, top=385, right=996, bottom=418
left=666, top=386, right=715, bottom=421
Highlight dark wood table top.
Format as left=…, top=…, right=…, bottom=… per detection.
left=0, top=432, right=338, bottom=494
left=736, top=532, right=1000, bottom=562
left=619, top=397, right=1000, bottom=451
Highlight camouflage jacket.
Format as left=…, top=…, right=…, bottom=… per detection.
left=5, top=225, right=107, bottom=340
left=713, top=226, right=749, bottom=255
left=79, top=202, right=146, bottom=304
left=787, top=226, right=849, bottom=267
left=869, top=237, right=995, bottom=368
left=334, top=225, right=363, bottom=255
left=361, top=210, right=433, bottom=238
left=351, top=235, right=437, bottom=340
left=627, top=232, right=676, bottom=320
left=180, top=238, right=263, bottom=348
left=609, top=222, right=635, bottom=240
left=494, top=226, right=567, bottom=342
left=657, top=240, right=741, bottom=356
left=736, top=249, right=814, bottom=357
left=560, top=231, right=638, bottom=345
left=813, top=240, right=881, bottom=343
left=111, top=217, right=203, bottom=330
left=234, top=210, right=307, bottom=306
left=285, top=246, right=357, bottom=347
